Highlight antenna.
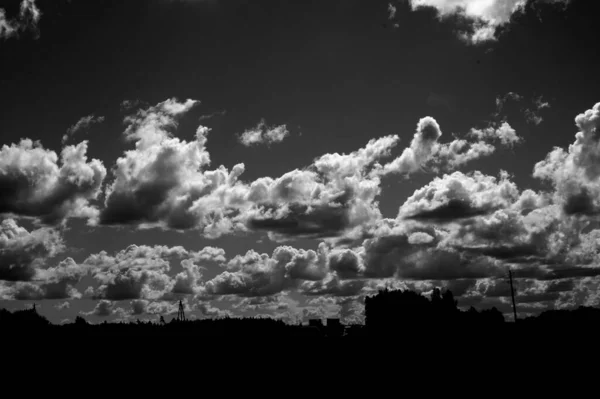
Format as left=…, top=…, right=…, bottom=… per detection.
left=177, top=299, right=186, bottom=322
left=508, top=268, right=518, bottom=323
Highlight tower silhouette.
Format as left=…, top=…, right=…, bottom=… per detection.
left=177, top=300, right=186, bottom=322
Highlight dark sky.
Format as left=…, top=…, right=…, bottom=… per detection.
left=1, top=0, right=599, bottom=324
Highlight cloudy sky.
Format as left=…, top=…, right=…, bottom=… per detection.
left=1, top=0, right=599, bottom=325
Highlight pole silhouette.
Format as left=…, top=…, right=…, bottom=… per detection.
left=509, top=269, right=518, bottom=323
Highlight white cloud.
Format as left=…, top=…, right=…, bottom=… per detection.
left=0, top=218, right=64, bottom=282
left=238, top=119, right=290, bottom=146
left=407, top=0, right=569, bottom=44
left=0, top=139, right=107, bottom=225
left=388, top=3, right=397, bottom=19
left=533, top=102, right=600, bottom=216
left=62, top=115, right=105, bottom=144
left=0, top=0, right=40, bottom=40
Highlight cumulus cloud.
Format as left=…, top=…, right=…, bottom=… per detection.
left=244, top=134, right=400, bottom=240
left=0, top=139, right=107, bottom=225
left=97, top=99, right=520, bottom=241
left=238, top=119, right=290, bottom=147
left=468, top=122, right=521, bottom=147
left=85, top=244, right=222, bottom=300
left=373, top=116, right=521, bottom=178
left=0, top=218, right=64, bottom=282
left=406, top=0, right=572, bottom=44
left=0, top=0, right=41, bottom=40
left=62, top=115, right=105, bottom=144
left=99, top=98, right=249, bottom=236
left=203, top=245, right=329, bottom=298
left=398, top=170, right=521, bottom=223
left=533, top=102, right=600, bottom=216
left=376, top=117, right=442, bottom=176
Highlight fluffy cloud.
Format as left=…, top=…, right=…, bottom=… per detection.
left=398, top=170, right=521, bottom=223
left=97, top=98, right=520, bottom=241
left=0, top=139, right=107, bottom=224
left=0, top=0, right=40, bottom=40
left=85, top=244, right=223, bottom=300
left=406, top=0, right=569, bottom=44
left=238, top=119, right=290, bottom=146
left=468, top=122, right=521, bottom=147
left=376, top=117, right=442, bottom=176
left=245, top=134, right=399, bottom=240
left=99, top=98, right=249, bottom=237
left=373, top=116, right=521, bottom=178
left=0, top=219, right=64, bottom=282
left=62, top=115, right=105, bottom=144
left=534, top=102, right=600, bottom=216
left=203, top=245, right=329, bottom=298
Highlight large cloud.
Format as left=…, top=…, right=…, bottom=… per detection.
left=5, top=257, right=87, bottom=300
left=0, top=218, right=64, bottom=282
left=373, top=116, right=520, bottom=177
left=85, top=244, right=224, bottom=300
left=0, top=139, right=107, bottom=224
left=99, top=98, right=249, bottom=236
left=203, top=244, right=329, bottom=298
left=534, top=102, right=600, bottom=217
left=245, top=134, right=400, bottom=240
left=405, top=0, right=569, bottom=44
left=398, top=170, right=522, bottom=223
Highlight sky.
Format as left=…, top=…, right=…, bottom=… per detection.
left=1, top=0, right=599, bottom=325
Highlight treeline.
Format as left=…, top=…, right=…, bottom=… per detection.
left=2, top=288, right=600, bottom=340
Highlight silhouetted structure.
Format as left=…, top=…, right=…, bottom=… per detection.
left=2, top=288, right=600, bottom=344
left=177, top=300, right=186, bottom=322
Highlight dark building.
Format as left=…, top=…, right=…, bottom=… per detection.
left=326, top=318, right=344, bottom=337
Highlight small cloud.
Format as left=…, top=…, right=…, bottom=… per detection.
left=388, top=3, right=397, bottom=19
left=55, top=301, right=70, bottom=310
left=238, top=119, right=290, bottom=147
left=0, top=0, right=41, bottom=40
left=62, top=114, right=105, bottom=144
left=524, top=96, right=551, bottom=125
left=198, top=110, right=227, bottom=122
left=83, top=300, right=113, bottom=317
left=120, top=99, right=145, bottom=111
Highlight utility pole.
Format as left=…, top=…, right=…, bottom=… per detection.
left=509, top=269, right=518, bottom=324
